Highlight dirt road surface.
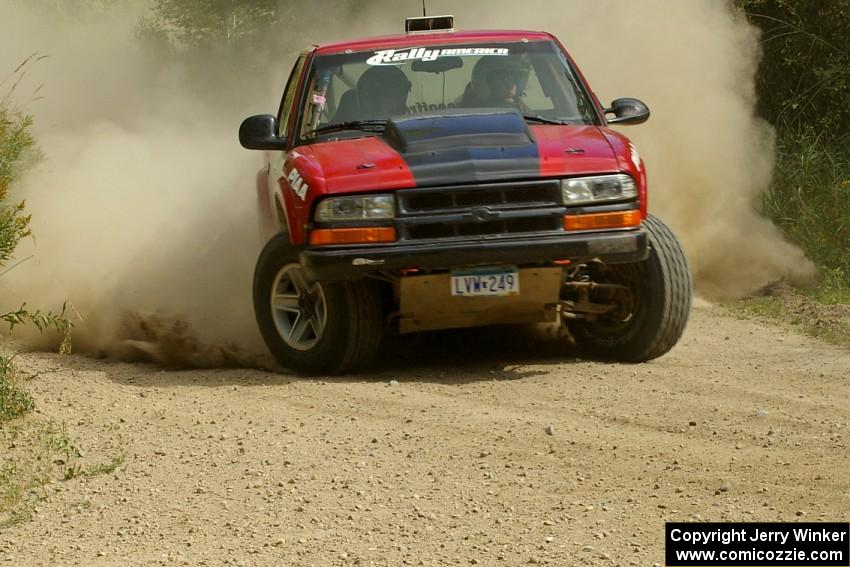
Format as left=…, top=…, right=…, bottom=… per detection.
left=1, top=301, right=848, bottom=566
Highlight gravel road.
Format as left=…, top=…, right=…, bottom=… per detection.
left=1, top=301, right=848, bottom=566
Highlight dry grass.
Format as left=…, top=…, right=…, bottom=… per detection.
left=730, top=281, right=850, bottom=351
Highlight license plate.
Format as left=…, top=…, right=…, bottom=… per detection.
left=450, top=266, right=520, bottom=297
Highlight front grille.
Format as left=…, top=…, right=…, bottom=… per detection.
left=401, top=183, right=559, bottom=213
left=406, top=216, right=560, bottom=240
left=396, top=180, right=565, bottom=241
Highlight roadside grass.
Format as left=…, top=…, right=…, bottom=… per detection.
left=732, top=290, right=850, bottom=350
left=2, top=351, right=123, bottom=529
left=0, top=420, right=78, bottom=528
left=0, top=353, right=33, bottom=422
left=0, top=411, right=127, bottom=529
left=762, top=131, right=850, bottom=298
left=731, top=132, right=850, bottom=349
left=2, top=59, right=108, bottom=530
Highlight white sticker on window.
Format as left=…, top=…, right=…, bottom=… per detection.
left=366, top=47, right=510, bottom=66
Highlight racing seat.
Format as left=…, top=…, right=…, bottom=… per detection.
left=331, top=68, right=411, bottom=123
left=332, top=89, right=360, bottom=123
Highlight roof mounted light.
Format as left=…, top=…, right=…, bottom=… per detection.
left=405, top=15, right=454, bottom=34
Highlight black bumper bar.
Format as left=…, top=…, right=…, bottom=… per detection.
left=300, top=229, right=648, bottom=281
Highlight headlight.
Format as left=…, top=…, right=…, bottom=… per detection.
left=315, top=195, right=395, bottom=222
left=561, top=174, right=637, bottom=205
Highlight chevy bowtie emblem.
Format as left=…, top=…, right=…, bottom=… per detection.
left=470, top=207, right=499, bottom=222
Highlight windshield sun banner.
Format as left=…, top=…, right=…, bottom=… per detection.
left=367, top=47, right=510, bottom=66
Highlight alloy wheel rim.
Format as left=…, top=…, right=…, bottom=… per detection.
left=270, top=264, right=328, bottom=351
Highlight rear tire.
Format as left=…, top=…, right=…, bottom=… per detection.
left=253, top=233, right=383, bottom=375
left=565, top=215, right=692, bottom=362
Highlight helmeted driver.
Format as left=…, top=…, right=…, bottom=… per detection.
left=461, top=56, right=530, bottom=110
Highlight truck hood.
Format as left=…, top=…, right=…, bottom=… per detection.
left=307, top=114, right=622, bottom=195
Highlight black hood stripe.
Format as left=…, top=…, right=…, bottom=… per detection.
left=383, top=109, right=540, bottom=186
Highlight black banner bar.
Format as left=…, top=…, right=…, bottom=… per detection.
left=666, top=522, right=849, bottom=566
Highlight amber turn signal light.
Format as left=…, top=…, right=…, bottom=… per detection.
left=309, top=226, right=397, bottom=246
left=563, top=210, right=642, bottom=231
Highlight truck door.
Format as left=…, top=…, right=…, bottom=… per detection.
left=265, top=53, right=310, bottom=240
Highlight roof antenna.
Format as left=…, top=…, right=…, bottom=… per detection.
left=422, top=0, right=427, bottom=17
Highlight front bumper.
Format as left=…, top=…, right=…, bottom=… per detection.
left=300, top=228, right=649, bottom=281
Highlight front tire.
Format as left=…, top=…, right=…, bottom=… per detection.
left=253, top=233, right=383, bottom=375
left=565, top=215, right=692, bottom=362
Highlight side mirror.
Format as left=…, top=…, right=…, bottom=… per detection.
left=605, top=98, right=650, bottom=125
left=239, top=114, right=288, bottom=150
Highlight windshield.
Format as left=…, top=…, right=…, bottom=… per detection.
left=300, top=40, right=600, bottom=139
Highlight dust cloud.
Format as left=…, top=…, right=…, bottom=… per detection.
left=0, top=0, right=814, bottom=365
left=0, top=3, right=268, bottom=365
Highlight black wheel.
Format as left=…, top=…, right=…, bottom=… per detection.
left=253, top=233, right=383, bottom=375
left=565, top=214, right=692, bottom=362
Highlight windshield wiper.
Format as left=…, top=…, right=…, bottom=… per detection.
left=522, top=114, right=572, bottom=125
left=306, top=120, right=387, bottom=137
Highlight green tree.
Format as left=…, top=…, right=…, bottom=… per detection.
left=138, top=0, right=279, bottom=53
left=738, top=0, right=850, bottom=136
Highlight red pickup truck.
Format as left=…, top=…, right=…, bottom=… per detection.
left=240, top=16, right=692, bottom=375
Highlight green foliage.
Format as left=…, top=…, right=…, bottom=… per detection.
left=135, top=0, right=283, bottom=109
left=0, top=354, right=33, bottom=423
left=0, top=109, right=37, bottom=194
left=0, top=201, right=30, bottom=267
left=762, top=132, right=850, bottom=271
left=738, top=0, right=850, bottom=137
left=137, top=0, right=278, bottom=52
left=736, top=1, right=850, bottom=307
left=0, top=66, right=39, bottom=425
left=84, top=455, right=125, bottom=477
left=762, top=130, right=850, bottom=316
left=1, top=53, right=44, bottom=266
left=1, top=61, right=74, bottom=426
left=0, top=98, right=72, bottom=356
left=0, top=107, right=35, bottom=265
left=1, top=421, right=83, bottom=527
left=2, top=303, right=73, bottom=355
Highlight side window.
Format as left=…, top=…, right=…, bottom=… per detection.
left=277, top=55, right=308, bottom=138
